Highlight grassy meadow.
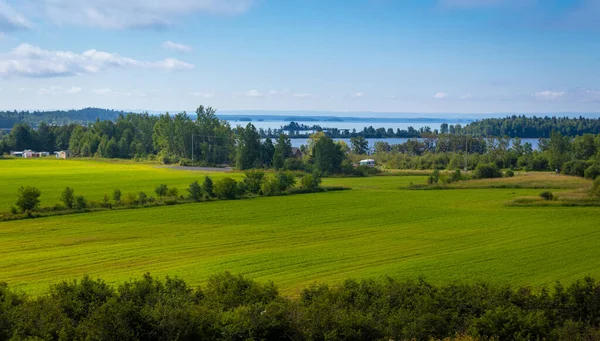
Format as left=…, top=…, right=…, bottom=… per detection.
left=1, top=158, right=599, bottom=295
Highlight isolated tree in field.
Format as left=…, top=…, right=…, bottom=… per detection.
left=60, top=187, right=75, bottom=209
left=187, top=181, right=203, bottom=202
left=113, top=189, right=121, bottom=203
left=350, top=136, right=369, bottom=155
left=15, top=186, right=41, bottom=212
left=155, top=184, right=169, bottom=198
left=213, top=178, right=238, bottom=200
left=203, top=176, right=214, bottom=197
left=243, top=170, right=266, bottom=194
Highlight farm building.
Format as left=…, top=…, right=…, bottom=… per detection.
left=359, top=159, right=375, bottom=167
left=55, top=150, right=71, bottom=159
left=291, top=147, right=303, bottom=158
left=24, top=150, right=42, bottom=158
left=10, top=150, right=50, bottom=158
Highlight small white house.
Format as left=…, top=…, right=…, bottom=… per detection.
left=359, top=159, right=375, bottom=167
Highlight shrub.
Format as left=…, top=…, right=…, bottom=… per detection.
left=138, top=192, right=148, bottom=205
left=243, top=170, right=266, bottom=195
left=428, top=170, right=440, bottom=184
left=236, top=181, right=249, bottom=197
left=592, top=178, right=600, bottom=197
left=15, top=186, right=41, bottom=212
left=504, top=169, right=515, bottom=178
left=562, top=160, right=588, bottom=178
left=300, top=172, right=322, bottom=191
left=113, top=189, right=121, bottom=203
left=261, top=177, right=281, bottom=196
left=123, top=193, right=137, bottom=206
left=474, top=163, right=502, bottom=179
left=540, top=191, right=554, bottom=201
left=214, top=178, right=238, bottom=200
left=187, top=181, right=203, bottom=202
left=102, top=194, right=111, bottom=208
left=275, top=171, right=296, bottom=192
left=74, top=195, right=87, bottom=210
left=283, top=158, right=304, bottom=171
left=203, top=176, right=214, bottom=198
left=584, top=164, right=600, bottom=180
left=167, top=187, right=179, bottom=198
left=155, top=184, right=169, bottom=198
left=450, top=169, right=463, bottom=182
left=60, top=187, right=75, bottom=209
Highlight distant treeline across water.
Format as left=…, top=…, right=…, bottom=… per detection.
left=287, top=137, right=541, bottom=150
left=1, top=108, right=599, bottom=140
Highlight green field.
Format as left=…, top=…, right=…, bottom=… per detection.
left=1, top=158, right=599, bottom=295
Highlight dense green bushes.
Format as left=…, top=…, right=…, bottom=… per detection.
left=2, top=274, right=600, bottom=340
left=3, top=172, right=332, bottom=221
left=474, top=163, right=502, bottom=179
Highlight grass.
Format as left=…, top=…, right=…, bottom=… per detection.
left=0, top=158, right=244, bottom=211
left=1, top=158, right=600, bottom=295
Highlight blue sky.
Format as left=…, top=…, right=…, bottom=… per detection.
left=0, top=0, right=599, bottom=114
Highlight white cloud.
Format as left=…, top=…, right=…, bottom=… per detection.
left=0, top=43, right=194, bottom=78
left=293, top=92, right=313, bottom=98
left=0, top=1, right=32, bottom=32
left=534, top=90, right=565, bottom=100
left=191, top=92, right=216, bottom=98
left=268, top=89, right=289, bottom=96
left=433, top=92, right=449, bottom=99
left=354, top=92, right=365, bottom=97
left=92, top=88, right=147, bottom=97
left=37, top=86, right=82, bottom=95
left=162, top=41, right=192, bottom=53
left=23, top=0, right=255, bottom=29
left=233, top=89, right=264, bottom=98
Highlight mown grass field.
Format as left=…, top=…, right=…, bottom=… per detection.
left=0, top=159, right=246, bottom=210
left=1, top=158, right=599, bottom=295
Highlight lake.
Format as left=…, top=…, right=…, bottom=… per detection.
left=286, top=137, right=541, bottom=150
left=227, top=119, right=468, bottom=132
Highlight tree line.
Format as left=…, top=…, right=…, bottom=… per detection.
left=4, top=170, right=329, bottom=220
left=0, top=108, right=124, bottom=129
left=2, top=273, right=600, bottom=340
left=365, top=132, right=600, bottom=179
left=264, top=116, right=600, bottom=139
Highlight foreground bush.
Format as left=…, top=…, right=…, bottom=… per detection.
left=2, top=274, right=600, bottom=340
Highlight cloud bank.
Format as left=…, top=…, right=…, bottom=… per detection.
left=0, top=43, right=194, bottom=77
